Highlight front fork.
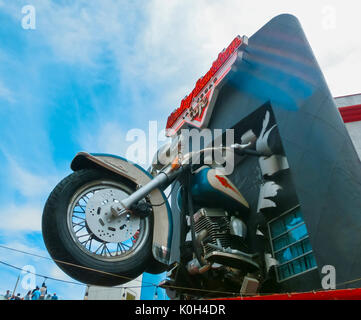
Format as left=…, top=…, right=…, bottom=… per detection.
left=111, top=144, right=262, bottom=216
left=111, top=164, right=184, bottom=217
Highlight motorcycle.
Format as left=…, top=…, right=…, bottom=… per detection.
left=42, top=35, right=282, bottom=299
left=42, top=123, right=282, bottom=298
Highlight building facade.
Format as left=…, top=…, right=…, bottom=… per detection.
left=336, top=94, right=361, bottom=158
left=84, top=275, right=142, bottom=300
left=262, top=93, right=361, bottom=292
left=165, top=14, right=361, bottom=296
left=88, top=15, right=361, bottom=298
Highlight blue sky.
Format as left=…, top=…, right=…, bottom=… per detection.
left=0, top=0, right=360, bottom=300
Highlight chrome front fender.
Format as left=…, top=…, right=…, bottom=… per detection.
left=71, top=152, right=172, bottom=265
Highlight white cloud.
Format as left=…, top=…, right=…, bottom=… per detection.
left=0, top=157, right=65, bottom=232
left=0, top=80, right=14, bottom=103
left=119, top=0, right=361, bottom=105
left=3, top=0, right=359, bottom=107
left=66, top=0, right=361, bottom=171
left=15, top=1, right=137, bottom=67
left=1, top=240, right=49, bottom=259
left=8, top=160, right=57, bottom=198
left=78, top=119, right=172, bottom=168
left=79, top=121, right=129, bottom=156
left=0, top=204, right=42, bottom=231
left=5, top=1, right=361, bottom=92
left=50, top=265, right=75, bottom=283
left=0, top=239, right=50, bottom=284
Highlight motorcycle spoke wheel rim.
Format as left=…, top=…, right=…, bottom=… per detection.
left=66, top=180, right=150, bottom=262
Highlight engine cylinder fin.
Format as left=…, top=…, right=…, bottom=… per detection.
left=193, top=208, right=232, bottom=257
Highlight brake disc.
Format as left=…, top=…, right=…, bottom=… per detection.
left=85, top=188, right=140, bottom=243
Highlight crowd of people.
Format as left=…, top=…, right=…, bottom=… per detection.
left=3, top=282, right=59, bottom=300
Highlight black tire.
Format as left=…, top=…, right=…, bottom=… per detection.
left=42, top=168, right=153, bottom=287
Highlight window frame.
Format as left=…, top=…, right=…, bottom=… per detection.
left=267, top=205, right=318, bottom=283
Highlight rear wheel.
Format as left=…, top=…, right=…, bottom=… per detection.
left=42, top=168, right=153, bottom=286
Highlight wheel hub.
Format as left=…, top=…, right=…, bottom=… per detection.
left=85, top=188, right=140, bottom=243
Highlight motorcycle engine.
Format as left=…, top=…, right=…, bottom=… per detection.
left=193, top=208, right=234, bottom=256
left=190, top=208, right=255, bottom=270
left=164, top=208, right=262, bottom=299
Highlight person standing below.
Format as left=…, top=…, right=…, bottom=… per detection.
left=39, top=283, right=47, bottom=300
left=24, top=291, right=32, bottom=300
left=32, top=286, right=39, bottom=294
left=51, top=293, right=58, bottom=300
left=4, top=290, right=11, bottom=300
left=31, top=287, right=41, bottom=300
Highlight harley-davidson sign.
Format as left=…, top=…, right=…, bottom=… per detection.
left=166, top=35, right=246, bottom=136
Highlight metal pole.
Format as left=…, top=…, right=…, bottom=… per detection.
left=12, top=273, right=20, bottom=299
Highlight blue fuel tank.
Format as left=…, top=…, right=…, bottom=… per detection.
left=178, top=167, right=249, bottom=213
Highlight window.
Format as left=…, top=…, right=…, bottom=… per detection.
left=268, top=206, right=317, bottom=281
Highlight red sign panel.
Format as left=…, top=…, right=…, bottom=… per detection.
left=166, top=36, right=244, bottom=136
left=213, top=288, right=361, bottom=300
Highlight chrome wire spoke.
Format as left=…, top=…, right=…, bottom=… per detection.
left=73, top=210, right=85, bottom=214
left=116, top=243, right=125, bottom=255
left=73, top=215, right=85, bottom=220
left=95, top=242, right=105, bottom=254
left=99, top=244, right=106, bottom=256
left=88, top=238, right=93, bottom=251
left=105, top=244, right=113, bottom=257
left=120, top=242, right=128, bottom=251
left=121, top=242, right=131, bottom=249
left=76, top=204, right=86, bottom=213
left=77, top=233, right=91, bottom=239
left=67, top=181, right=149, bottom=262
left=80, top=238, right=91, bottom=246
left=72, top=221, right=85, bottom=227
left=74, top=225, right=86, bottom=233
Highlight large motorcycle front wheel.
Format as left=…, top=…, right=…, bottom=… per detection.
left=42, top=168, right=153, bottom=286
